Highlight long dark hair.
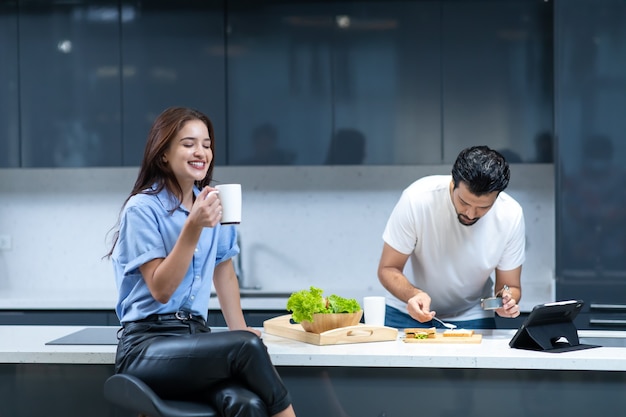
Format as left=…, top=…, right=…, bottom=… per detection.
left=105, top=107, right=216, bottom=258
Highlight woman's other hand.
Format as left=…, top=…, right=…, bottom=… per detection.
left=245, top=327, right=262, bottom=338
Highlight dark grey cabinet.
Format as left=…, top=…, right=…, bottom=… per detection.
left=0, top=309, right=283, bottom=327
left=120, top=0, right=227, bottom=167
left=555, top=0, right=626, bottom=329
left=441, top=0, right=553, bottom=163
left=0, top=0, right=553, bottom=168
left=0, top=310, right=121, bottom=326
left=230, top=1, right=420, bottom=165
left=4, top=1, right=226, bottom=168
left=18, top=1, right=123, bottom=167
left=226, top=0, right=553, bottom=166
left=0, top=2, right=19, bottom=168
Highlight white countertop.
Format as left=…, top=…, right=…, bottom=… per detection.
left=1, top=325, right=625, bottom=372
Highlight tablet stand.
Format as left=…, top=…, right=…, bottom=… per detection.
left=509, top=300, right=600, bottom=353
left=517, top=320, right=579, bottom=350
left=511, top=320, right=596, bottom=352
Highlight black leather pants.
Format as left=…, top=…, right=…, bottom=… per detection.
left=115, top=319, right=292, bottom=417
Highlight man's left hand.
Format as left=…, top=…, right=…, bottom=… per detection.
left=497, top=288, right=520, bottom=318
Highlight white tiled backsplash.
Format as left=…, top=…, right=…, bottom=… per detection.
left=0, top=165, right=554, bottom=311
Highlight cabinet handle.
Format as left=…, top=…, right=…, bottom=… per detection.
left=589, top=303, right=626, bottom=311
left=589, top=319, right=626, bottom=326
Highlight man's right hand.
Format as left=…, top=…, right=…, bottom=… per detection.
left=407, top=292, right=436, bottom=323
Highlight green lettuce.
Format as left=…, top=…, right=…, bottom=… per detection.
left=286, top=286, right=361, bottom=323
left=326, top=294, right=361, bottom=314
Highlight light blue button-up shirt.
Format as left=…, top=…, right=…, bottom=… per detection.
left=112, top=186, right=238, bottom=324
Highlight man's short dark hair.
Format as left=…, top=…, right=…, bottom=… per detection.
left=451, top=145, right=510, bottom=195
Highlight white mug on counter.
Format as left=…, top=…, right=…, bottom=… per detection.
left=215, top=183, right=242, bottom=224
left=363, top=296, right=386, bottom=326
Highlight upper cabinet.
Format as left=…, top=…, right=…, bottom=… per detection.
left=441, top=1, right=553, bottom=164
left=120, top=0, right=226, bottom=167
left=227, top=0, right=553, bottom=165
left=7, top=0, right=225, bottom=168
left=18, top=1, right=122, bottom=167
left=0, top=2, right=19, bottom=167
left=0, top=0, right=553, bottom=168
left=226, top=1, right=442, bottom=165
left=556, top=0, right=626, bottom=274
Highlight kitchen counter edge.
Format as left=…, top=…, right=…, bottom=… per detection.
left=1, top=325, right=625, bottom=372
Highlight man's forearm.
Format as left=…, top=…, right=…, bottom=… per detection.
left=378, top=267, right=422, bottom=303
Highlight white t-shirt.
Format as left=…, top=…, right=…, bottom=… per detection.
left=382, top=175, right=525, bottom=321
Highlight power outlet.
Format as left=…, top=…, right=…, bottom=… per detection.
left=0, top=235, right=12, bottom=251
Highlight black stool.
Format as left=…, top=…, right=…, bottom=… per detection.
left=104, top=374, right=217, bottom=417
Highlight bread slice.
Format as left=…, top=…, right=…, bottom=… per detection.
left=404, top=327, right=437, bottom=339
left=442, top=329, right=474, bottom=337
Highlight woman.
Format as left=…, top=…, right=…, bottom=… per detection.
left=106, top=107, right=296, bottom=417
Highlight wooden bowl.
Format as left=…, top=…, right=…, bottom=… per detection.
left=300, top=311, right=363, bottom=334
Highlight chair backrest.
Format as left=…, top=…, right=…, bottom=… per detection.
left=103, top=373, right=217, bottom=417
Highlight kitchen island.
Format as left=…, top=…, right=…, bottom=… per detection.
left=1, top=325, right=625, bottom=417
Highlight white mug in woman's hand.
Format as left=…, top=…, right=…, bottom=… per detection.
left=215, top=184, right=242, bottom=224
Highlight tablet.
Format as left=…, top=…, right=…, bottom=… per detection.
left=519, top=299, right=583, bottom=326
left=509, top=300, right=598, bottom=352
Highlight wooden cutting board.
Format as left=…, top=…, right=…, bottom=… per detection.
left=403, top=333, right=482, bottom=344
left=263, top=314, right=398, bottom=345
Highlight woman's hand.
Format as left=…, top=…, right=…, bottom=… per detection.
left=189, top=186, right=223, bottom=228
left=245, top=327, right=262, bottom=338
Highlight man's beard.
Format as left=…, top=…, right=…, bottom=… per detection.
left=457, top=213, right=479, bottom=226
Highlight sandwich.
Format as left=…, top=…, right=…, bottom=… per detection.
left=404, top=327, right=437, bottom=339
left=443, top=328, right=474, bottom=337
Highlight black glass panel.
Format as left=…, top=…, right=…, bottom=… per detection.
left=226, top=1, right=442, bottom=166
left=0, top=2, right=19, bottom=167
left=6, top=1, right=554, bottom=168
left=121, top=0, right=226, bottom=166
left=227, top=0, right=552, bottom=166
left=19, top=1, right=122, bottom=167
left=226, top=1, right=332, bottom=166
left=329, top=2, right=441, bottom=165
left=442, top=0, right=553, bottom=164
left=556, top=0, right=626, bottom=274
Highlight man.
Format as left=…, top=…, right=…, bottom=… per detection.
left=377, top=145, right=525, bottom=329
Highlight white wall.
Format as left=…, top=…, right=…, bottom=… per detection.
left=0, top=165, right=554, bottom=311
